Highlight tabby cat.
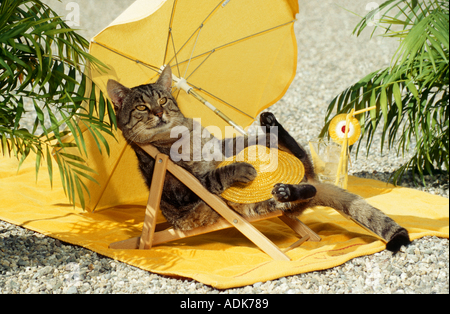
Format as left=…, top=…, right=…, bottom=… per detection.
left=107, top=66, right=410, bottom=252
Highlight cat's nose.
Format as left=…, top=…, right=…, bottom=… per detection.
left=153, top=109, right=164, bottom=118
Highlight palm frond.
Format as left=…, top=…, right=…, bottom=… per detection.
left=0, top=0, right=116, bottom=209
left=322, top=0, right=449, bottom=185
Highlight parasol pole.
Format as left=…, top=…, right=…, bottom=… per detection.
left=188, top=89, right=248, bottom=136
left=160, top=66, right=248, bottom=136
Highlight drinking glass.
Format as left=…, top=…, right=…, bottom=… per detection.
left=308, top=138, right=348, bottom=189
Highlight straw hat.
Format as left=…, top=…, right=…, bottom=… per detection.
left=217, top=145, right=305, bottom=204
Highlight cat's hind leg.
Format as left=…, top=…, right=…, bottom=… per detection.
left=307, top=182, right=411, bottom=250
left=260, top=112, right=315, bottom=181
left=269, top=183, right=318, bottom=217
left=272, top=183, right=316, bottom=203
left=278, top=181, right=411, bottom=252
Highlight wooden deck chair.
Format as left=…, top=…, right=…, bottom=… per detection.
left=109, top=144, right=321, bottom=261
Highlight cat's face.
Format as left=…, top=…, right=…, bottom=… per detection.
left=107, top=66, right=184, bottom=144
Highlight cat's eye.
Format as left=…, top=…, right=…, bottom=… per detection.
left=158, top=97, right=167, bottom=106
left=136, top=105, right=147, bottom=111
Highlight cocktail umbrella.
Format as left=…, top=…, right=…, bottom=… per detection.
left=328, top=107, right=375, bottom=188
left=68, top=0, right=299, bottom=211
left=329, top=114, right=361, bottom=147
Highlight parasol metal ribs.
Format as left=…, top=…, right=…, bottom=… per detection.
left=162, top=66, right=248, bottom=136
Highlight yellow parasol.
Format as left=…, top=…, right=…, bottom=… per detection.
left=64, top=0, right=299, bottom=211
left=90, top=0, right=299, bottom=135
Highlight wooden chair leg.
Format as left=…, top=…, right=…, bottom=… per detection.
left=109, top=210, right=321, bottom=256
left=139, top=154, right=169, bottom=250
left=279, top=213, right=321, bottom=242
left=283, top=235, right=310, bottom=253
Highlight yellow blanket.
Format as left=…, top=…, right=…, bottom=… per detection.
left=0, top=155, right=448, bottom=289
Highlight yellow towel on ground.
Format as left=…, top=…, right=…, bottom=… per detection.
left=0, top=154, right=448, bottom=289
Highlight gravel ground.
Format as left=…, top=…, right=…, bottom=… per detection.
left=1, top=0, right=448, bottom=294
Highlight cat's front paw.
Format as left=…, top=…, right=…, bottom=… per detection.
left=272, top=183, right=295, bottom=202
left=233, top=162, right=258, bottom=183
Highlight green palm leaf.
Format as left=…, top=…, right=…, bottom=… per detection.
left=322, top=0, right=449, bottom=185
left=0, top=0, right=116, bottom=209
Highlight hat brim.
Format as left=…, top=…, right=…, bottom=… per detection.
left=218, top=146, right=305, bottom=204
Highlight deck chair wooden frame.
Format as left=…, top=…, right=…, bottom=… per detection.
left=109, top=144, right=321, bottom=261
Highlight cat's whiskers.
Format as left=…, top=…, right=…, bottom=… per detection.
left=129, top=121, right=152, bottom=144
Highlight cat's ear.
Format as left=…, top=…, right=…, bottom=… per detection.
left=156, top=65, right=173, bottom=92
left=107, top=80, right=131, bottom=111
